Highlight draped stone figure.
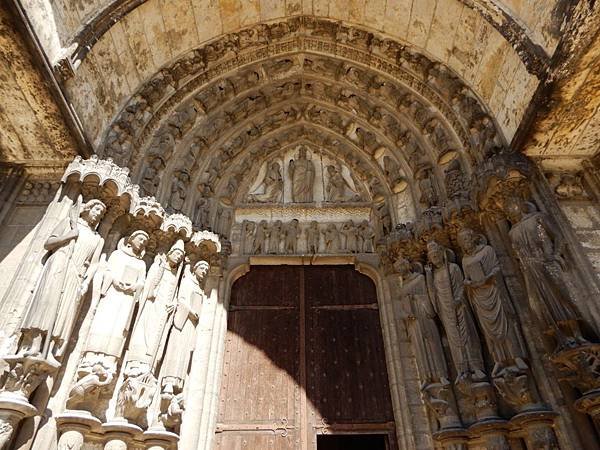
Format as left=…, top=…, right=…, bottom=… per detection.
left=458, top=228, right=526, bottom=374
left=250, top=161, right=283, bottom=203
left=325, top=165, right=356, bottom=202
left=128, top=240, right=185, bottom=368
left=394, top=257, right=448, bottom=383
left=284, top=219, right=300, bottom=254
left=18, top=199, right=106, bottom=363
left=394, top=257, right=461, bottom=429
left=306, top=221, right=320, bottom=253
left=426, top=241, right=485, bottom=381
left=252, top=220, right=269, bottom=254
left=289, top=146, right=315, bottom=202
left=269, top=220, right=283, bottom=254
left=505, top=199, right=585, bottom=348
left=340, top=220, right=357, bottom=253
left=85, top=230, right=149, bottom=361
left=161, top=260, right=209, bottom=395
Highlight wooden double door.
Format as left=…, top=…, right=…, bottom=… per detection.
left=214, top=265, right=396, bottom=450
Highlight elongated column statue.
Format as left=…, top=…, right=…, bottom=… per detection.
left=394, top=257, right=461, bottom=431
left=18, top=199, right=106, bottom=364
left=159, top=260, right=209, bottom=433
left=425, top=241, right=485, bottom=382
left=504, top=199, right=585, bottom=349
left=115, top=240, right=185, bottom=427
left=426, top=241, right=504, bottom=428
left=1, top=200, right=106, bottom=449
left=457, top=228, right=548, bottom=418
left=68, top=231, right=149, bottom=414
left=128, top=240, right=185, bottom=367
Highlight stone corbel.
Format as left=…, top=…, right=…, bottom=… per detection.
left=550, top=342, right=600, bottom=424
left=0, top=355, right=60, bottom=448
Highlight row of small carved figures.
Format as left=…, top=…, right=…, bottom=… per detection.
left=241, top=219, right=376, bottom=254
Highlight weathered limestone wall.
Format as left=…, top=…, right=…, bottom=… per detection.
left=560, top=201, right=600, bottom=279
left=0, top=177, right=60, bottom=349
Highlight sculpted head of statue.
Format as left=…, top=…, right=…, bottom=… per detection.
left=128, top=230, right=149, bottom=256
left=427, top=241, right=446, bottom=268
left=193, top=260, right=210, bottom=281
left=81, top=199, right=106, bottom=227
left=393, top=256, right=411, bottom=277
left=167, top=239, right=185, bottom=266
left=457, top=228, right=478, bottom=255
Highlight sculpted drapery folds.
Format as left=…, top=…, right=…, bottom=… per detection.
left=425, top=241, right=485, bottom=382
left=128, top=240, right=186, bottom=369
left=457, top=228, right=527, bottom=374
left=19, top=199, right=106, bottom=364
left=505, top=199, right=586, bottom=349
left=85, top=231, right=149, bottom=361
left=289, top=146, right=315, bottom=203
left=394, top=257, right=448, bottom=384
left=250, top=161, right=283, bottom=203
left=161, top=260, right=209, bottom=395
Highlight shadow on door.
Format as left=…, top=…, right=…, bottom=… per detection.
left=317, top=434, right=388, bottom=450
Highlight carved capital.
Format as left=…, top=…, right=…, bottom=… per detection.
left=0, top=355, right=59, bottom=401
left=550, top=343, right=600, bottom=394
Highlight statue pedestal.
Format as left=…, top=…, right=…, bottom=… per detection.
left=56, top=411, right=102, bottom=450
left=0, top=392, right=37, bottom=449
left=510, top=410, right=559, bottom=450
left=143, top=427, right=179, bottom=450
left=101, top=420, right=142, bottom=450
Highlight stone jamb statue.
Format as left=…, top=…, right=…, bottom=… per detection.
left=457, top=228, right=527, bottom=376
left=17, top=198, right=106, bottom=365
left=128, top=239, right=186, bottom=370
left=505, top=199, right=586, bottom=349
left=425, top=241, right=486, bottom=384
left=84, top=230, right=149, bottom=364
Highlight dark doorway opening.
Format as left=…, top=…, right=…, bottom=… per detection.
left=317, top=434, right=388, bottom=450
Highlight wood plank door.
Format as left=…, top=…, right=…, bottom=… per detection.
left=214, top=265, right=396, bottom=450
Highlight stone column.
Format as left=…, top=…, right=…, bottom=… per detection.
left=0, top=355, right=58, bottom=448
left=0, top=394, right=37, bottom=449
left=142, top=429, right=178, bottom=450
left=101, top=421, right=142, bottom=450
left=179, top=272, right=227, bottom=450
left=510, top=411, right=559, bottom=450
left=433, top=428, right=468, bottom=450
left=56, top=411, right=102, bottom=450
